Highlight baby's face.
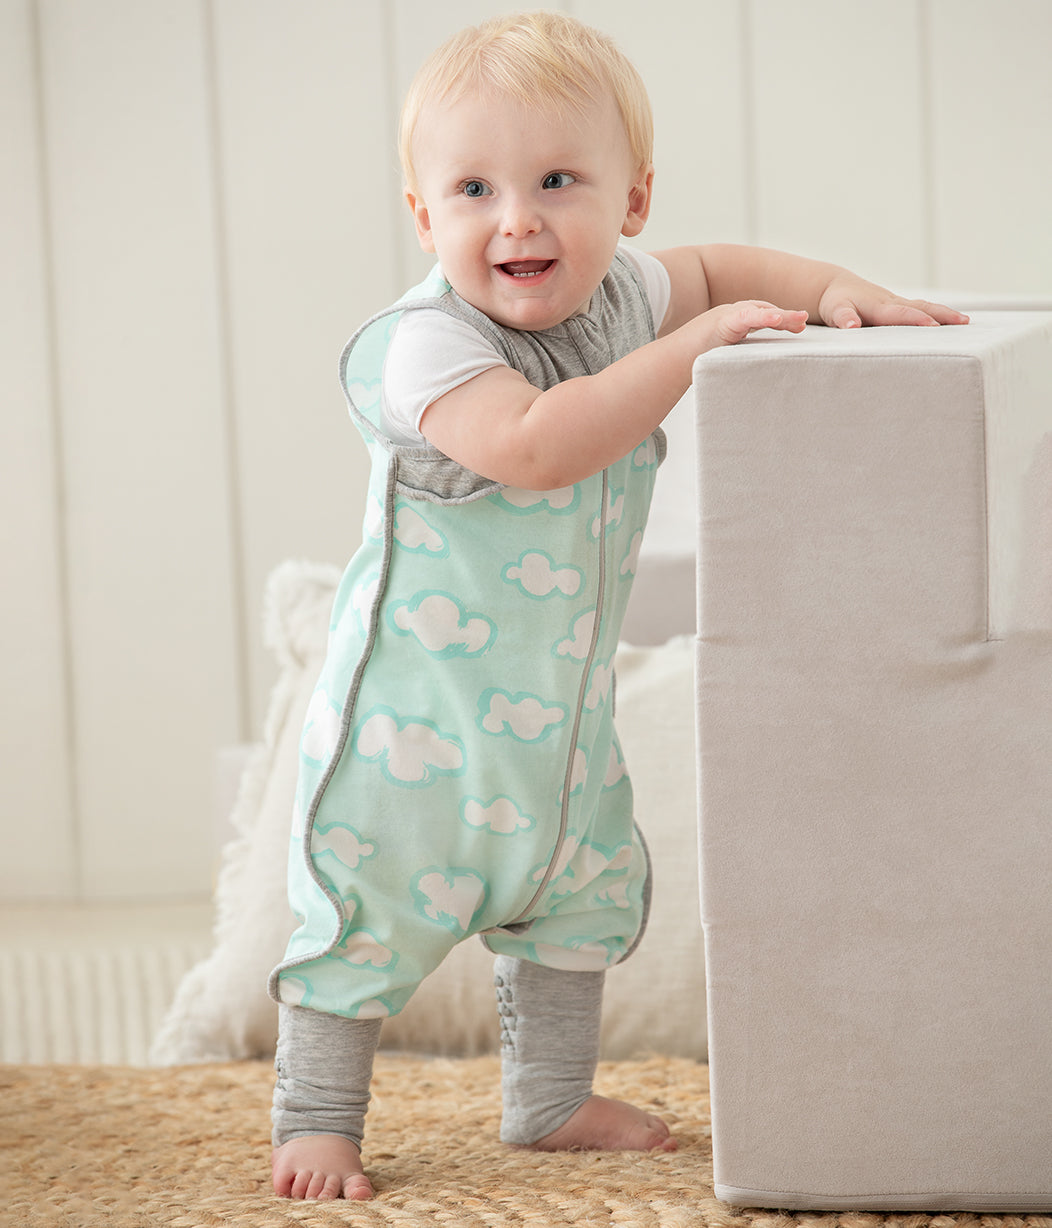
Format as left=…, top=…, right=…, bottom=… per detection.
left=407, top=88, right=650, bottom=332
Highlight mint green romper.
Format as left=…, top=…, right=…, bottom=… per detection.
left=269, top=252, right=664, bottom=1021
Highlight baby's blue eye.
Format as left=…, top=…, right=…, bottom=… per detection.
left=542, top=172, right=576, bottom=190
left=462, top=180, right=491, bottom=198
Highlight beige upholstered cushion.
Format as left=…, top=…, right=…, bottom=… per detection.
left=695, top=313, right=1052, bottom=1211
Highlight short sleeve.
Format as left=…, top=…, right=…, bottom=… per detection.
left=381, top=310, right=506, bottom=446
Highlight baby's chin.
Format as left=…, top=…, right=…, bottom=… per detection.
left=470, top=273, right=595, bottom=332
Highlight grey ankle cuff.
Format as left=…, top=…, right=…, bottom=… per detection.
left=271, top=1005, right=382, bottom=1149
left=494, top=956, right=604, bottom=1145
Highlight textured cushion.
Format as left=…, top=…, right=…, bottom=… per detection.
left=151, top=560, right=705, bottom=1064
left=695, top=313, right=1052, bottom=1211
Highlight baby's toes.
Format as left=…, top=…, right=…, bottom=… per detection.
left=292, top=1169, right=326, bottom=1199
left=343, top=1173, right=375, bottom=1201
left=314, top=1172, right=345, bottom=1200
left=644, top=1114, right=678, bottom=1152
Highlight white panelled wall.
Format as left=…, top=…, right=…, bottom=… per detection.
left=3, top=0, right=1051, bottom=903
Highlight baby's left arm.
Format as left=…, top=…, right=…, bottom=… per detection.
left=653, top=244, right=969, bottom=336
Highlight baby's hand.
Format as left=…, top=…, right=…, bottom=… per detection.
left=818, top=275, right=969, bottom=329
left=710, top=300, right=809, bottom=346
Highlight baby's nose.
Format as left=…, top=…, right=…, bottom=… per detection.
left=500, top=194, right=542, bottom=237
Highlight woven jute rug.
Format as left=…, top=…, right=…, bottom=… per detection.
left=3, top=1055, right=1051, bottom=1228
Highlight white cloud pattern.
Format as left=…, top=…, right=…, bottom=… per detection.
left=389, top=591, right=495, bottom=658
left=355, top=708, right=464, bottom=786
left=301, top=690, right=341, bottom=763
left=351, top=572, right=380, bottom=630
left=461, top=796, right=534, bottom=835
left=336, top=929, right=395, bottom=968
left=314, top=822, right=376, bottom=871
left=411, top=868, right=487, bottom=935
left=278, top=975, right=310, bottom=1007
left=478, top=689, right=568, bottom=741
left=567, top=747, right=588, bottom=797
left=354, top=998, right=393, bottom=1019
left=604, top=744, right=628, bottom=788
left=620, top=531, right=643, bottom=577
left=499, top=485, right=579, bottom=513
left=566, top=840, right=634, bottom=894
left=554, top=608, right=596, bottom=660
left=393, top=505, right=447, bottom=555
left=585, top=658, right=614, bottom=710
left=503, top=551, right=582, bottom=599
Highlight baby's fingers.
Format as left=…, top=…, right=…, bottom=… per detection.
left=909, top=298, right=970, bottom=326
left=718, top=301, right=807, bottom=345
left=878, top=297, right=970, bottom=327
left=825, top=301, right=864, bottom=329
left=864, top=299, right=943, bottom=327
left=829, top=296, right=971, bottom=329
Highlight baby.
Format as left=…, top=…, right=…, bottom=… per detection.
left=269, top=10, right=967, bottom=1201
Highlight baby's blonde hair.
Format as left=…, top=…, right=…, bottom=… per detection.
left=399, top=10, right=654, bottom=194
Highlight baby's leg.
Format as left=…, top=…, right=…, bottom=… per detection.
left=271, top=1005, right=382, bottom=1200
left=493, top=956, right=675, bottom=1152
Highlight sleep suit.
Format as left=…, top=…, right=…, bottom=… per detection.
left=269, top=251, right=664, bottom=1142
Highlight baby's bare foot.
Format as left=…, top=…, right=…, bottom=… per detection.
left=272, top=1134, right=374, bottom=1201
left=528, top=1094, right=677, bottom=1153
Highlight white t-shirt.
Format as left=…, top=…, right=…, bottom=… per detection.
left=380, top=244, right=672, bottom=446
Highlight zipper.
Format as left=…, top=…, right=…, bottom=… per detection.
left=505, top=468, right=609, bottom=925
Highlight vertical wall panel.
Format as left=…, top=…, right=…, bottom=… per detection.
left=749, top=0, right=929, bottom=286
left=928, top=0, right=1052, bottom=292
left=209, top=0, right=401, bottom=727
left=572, top=0, right=752, bottom=251
left=38, top=0, right=241, bottom=899
left=0, top=0, right=77, bottom=898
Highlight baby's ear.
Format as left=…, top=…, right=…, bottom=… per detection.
left=405, top=190, right=436, bottom=253
left=621, top=164, right=654, bottom=238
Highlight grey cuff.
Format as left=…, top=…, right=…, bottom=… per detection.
left=271, top=1004, right=382, bottom=1149
left=495, top=956, right=604, bottom=1145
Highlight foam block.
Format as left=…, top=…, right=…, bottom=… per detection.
left=695, top=313, right=1052, bottom=1212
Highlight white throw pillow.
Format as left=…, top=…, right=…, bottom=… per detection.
left=150, top=560, right=705, bottom=1064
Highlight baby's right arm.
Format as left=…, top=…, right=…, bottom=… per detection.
left=419, top=299, right=805, bottom=491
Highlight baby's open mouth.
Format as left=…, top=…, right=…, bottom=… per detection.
left=499, top=260, right=554, bottom=278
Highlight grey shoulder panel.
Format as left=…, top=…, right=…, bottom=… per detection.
left=339, top=286, right=506, bottom=504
